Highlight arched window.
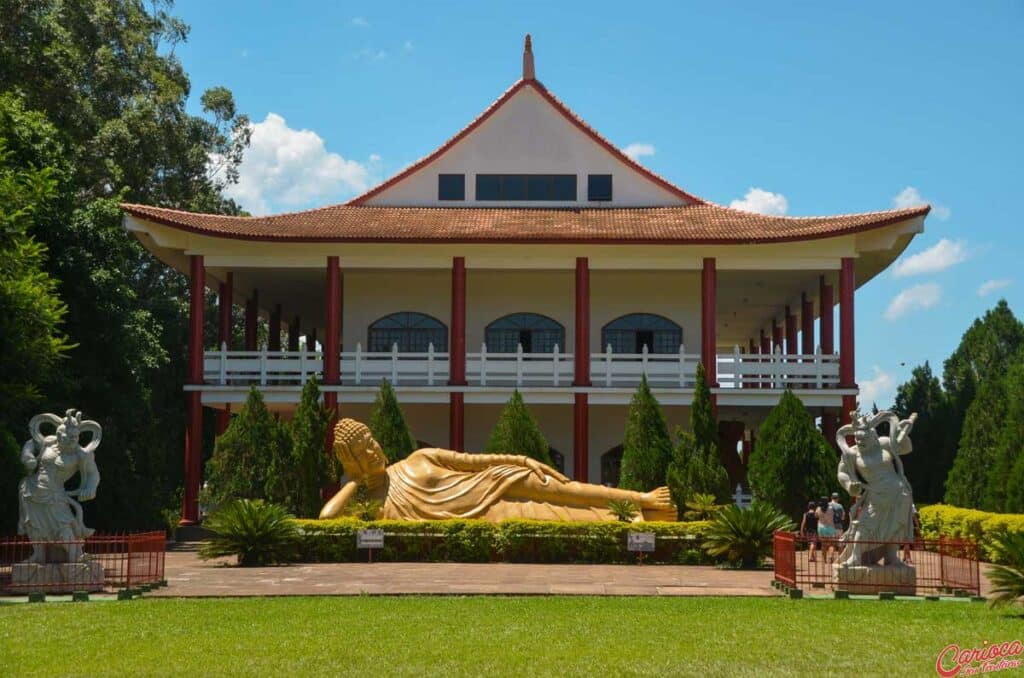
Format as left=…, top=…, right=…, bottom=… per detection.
left=601, top=445, right=623, bottom=487
left=601, top=313, right=682, bottom=354
left=368, top=312, right=448, bottom=352
left=485, top=313, right=565, bottom=353
left=548, top=448, right=565, bottom=474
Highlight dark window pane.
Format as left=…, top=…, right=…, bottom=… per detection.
left=486, top=313, right=565, bottom=353
left=502, top=175, right=527, bottom=200
left=526, top=175, right=550, bottom=200
left=601, top=314, right=682, bottom=355
left=438, top=174, right=465, bottom=201
left=588, top=174, right=613, bottom=201
left=552, top=175, right=577, bottom=200
left=476, top=175, right=500, bottom=200
left=369, top=312, right=448, bottom=352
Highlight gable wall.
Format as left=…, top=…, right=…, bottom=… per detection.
left=364, top=87, right=689, bottom=208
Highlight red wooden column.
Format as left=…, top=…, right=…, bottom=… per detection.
left=785, top=305, right=797, bottom=355
left=449, top=257, right=467, bottom=451
left=771, top=318, right=782, bottom=352
left=822, top=411, right=839, bottom=455
left=323, top=256, right=341, bottom=429
left=839, top=257, right=856, bottom=424
left=215, top=273, right=233, bottom=436
left=244, top=289, right=258, bottom=351
left=269, top=304, right=282, bottom=352
left=182, top=255, right=205, bottom=525
left=288, top=316, right=300, bottom=352
left=760, top=328, right=770, bottom=389
left=701, top=258, right=718, bottom=389
left=573, top=257, right=591, bottom=482
left=819, top=276, right=834, bottom=355
left=801, top=293, right=814, bottom=355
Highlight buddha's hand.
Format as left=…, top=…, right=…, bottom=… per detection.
left=523, top=458, right=570, bottom=484
left=641, top=486, right=674, bottom=511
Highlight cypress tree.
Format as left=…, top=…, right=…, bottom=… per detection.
left=288, top=376, right=331, bottom=517
left=619, top=375, right=672, bottom=491
left=206, top=387, right=287, bottom=505
left=369, top=379, right=417, bottom=463
left=893, top=362, right=954, bottom=504
left=747, top=390, right=835, bottom=519
left=485, top=390, right=552, bottom=465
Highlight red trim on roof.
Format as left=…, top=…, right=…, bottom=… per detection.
left=346, top=79, right=703, bottom=206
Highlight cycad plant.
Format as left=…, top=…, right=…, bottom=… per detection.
left=683, top=493, right=725, bottom=521
left=198, top=499, right=299, bottom=566
left=702, top=502, right=794, bottom=568
left=987, top=531, right=1024, bottom=608
left=607, top=499, right=640, bottom=522
left=345, top=483, right=384, bottom=521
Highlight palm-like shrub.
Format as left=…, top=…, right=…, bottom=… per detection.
left=702, top=502, right=794, bottom=568
left=683, top=493, right=725, bottom=521
left=607, top=499, right=640, bottom=522
left=345, top=483, right=383, bottom=521
left=198, top=499, right=299, bottom=566
left=987, top=531, right=1024, bottom=608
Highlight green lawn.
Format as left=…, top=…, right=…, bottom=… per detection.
left=0, top=596, right=1018, bottom=677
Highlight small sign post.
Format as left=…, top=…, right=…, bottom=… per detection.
left=357, top=528, right=385, bottom=563
left=627, top=531, right=656, bottom=564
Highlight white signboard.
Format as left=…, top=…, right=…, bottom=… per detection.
left=357, top=528, right=385, bottom=549
left=627, top=532, right=656, bottom=553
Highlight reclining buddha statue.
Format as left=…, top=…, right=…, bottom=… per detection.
left=319, top=419, right=676, bottom=522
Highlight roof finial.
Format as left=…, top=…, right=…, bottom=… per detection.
left=522, top=34, right=535, bottom=80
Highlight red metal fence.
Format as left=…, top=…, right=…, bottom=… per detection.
left=0, top=531, right=166, bottom=594
left=773, top=531, right=980, bottom=596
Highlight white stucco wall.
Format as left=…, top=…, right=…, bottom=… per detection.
left=342, top=270, right=450, bottom=351
left=590, top=271, right=702, bottom=354
left=364, top=86, right=688, bottom=208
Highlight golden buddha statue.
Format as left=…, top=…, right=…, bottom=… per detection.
left=319, top=419, right=676, bottom=522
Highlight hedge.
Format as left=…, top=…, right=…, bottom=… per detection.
left=293, top=518, right=712, bottom=564
left=918, top=504, right=1024, bottom=564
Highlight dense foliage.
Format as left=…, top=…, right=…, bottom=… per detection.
left=286, top=377, right=332, bottom=518
left=295, top=518, right=713, bottom=564
left=666, top=363, right=730, bottom=516
left=746, top=390, right=834, bottom=519
left=369, top=379, right=417, bottom=463
left=619, top=375, right=672, bottom=491
left=485, top=390, right=552, bottom=465
left=917, top=504, right=1024, bottom=565
left=702, top=503, right=794, bottom=569
left=893, top=362, right=954, bottom=504
left=198, top=499, right=299, bottom=566
left=985, top=532, right=1024, bottom=608
left=0, top=0, right=251, bottom=530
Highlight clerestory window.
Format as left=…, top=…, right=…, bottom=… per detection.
left=601, top=313, right=682, bottom=354
left=485, top=312, right=565, bottom=353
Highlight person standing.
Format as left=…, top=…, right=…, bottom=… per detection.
left=800, top=501, right=819, bottom=563
left=829, top=492, right=845, bottom=537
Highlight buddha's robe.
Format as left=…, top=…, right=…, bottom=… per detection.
left=381, top=449, right=613, bottom=522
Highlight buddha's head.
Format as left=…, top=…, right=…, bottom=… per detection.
left=333, top=418, right=387, bottom=482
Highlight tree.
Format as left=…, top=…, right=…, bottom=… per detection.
left=369, top=379, right=416, bottom=463
left=0, top=429, right=23, bottom=534
left=893, top=362, right=954, bottom=504
left=287, top=377, right=332, bottom=518
left=485, top=390, right=552, bottom=465
left=981, top=355, right=1024, bottom=512
left=619, top=375, right=672, bottom=491
left=747, top=390, right=835, bottom=519
left=666, top=364, right=731, bottom=517
left=205, top=388, right=287, bottom=505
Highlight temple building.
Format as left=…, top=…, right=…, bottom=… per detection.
left=122, top=36, right=929, bottom=523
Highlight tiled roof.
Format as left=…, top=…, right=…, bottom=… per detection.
left=121, top=202, right=930, bottom=244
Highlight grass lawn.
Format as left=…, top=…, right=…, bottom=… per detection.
left=1, top=596, right=1019, bottom=677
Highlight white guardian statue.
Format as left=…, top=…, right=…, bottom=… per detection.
left=18, top=409, right=101, bottom=563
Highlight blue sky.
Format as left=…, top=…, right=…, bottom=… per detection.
left=176, top=1, right=1022, bottom=406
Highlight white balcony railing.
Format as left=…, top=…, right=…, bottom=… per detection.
left=202, top=342, right=839, bottom=390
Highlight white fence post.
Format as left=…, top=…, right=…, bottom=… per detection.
left=641, top=344, right=649, bottom=376
left=300, top=345, right=307, bottom=381
left=733, top=345, right=742, bottom=389
left=259, top=345, right=268, bottom=386
left=480, top=343, right=487, bottom=387
left=391, top=343, right=399, bottom=385
left=815, top=345, right=823, bottom=388
left=605, top=344, right=613, bottom=387
left=427, top=342, right=435, bottom=386
left=219, top=341, right=227, bottom=385
left=773, top=345, right=782, bottom=389
left=516, top=343, right=524, bottom=387
left=552, top=343, right=560, bottom=387
left=355, top=342, right=362, bottom=385
left=678, top=344, right=686, bottom=388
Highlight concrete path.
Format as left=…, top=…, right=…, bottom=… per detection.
left=149, top=548, right=778, bottom=597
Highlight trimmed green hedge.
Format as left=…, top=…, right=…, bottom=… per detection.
left=293, top=518, right=712, bottom=564
left=918, top=504, right=1024, bottom=564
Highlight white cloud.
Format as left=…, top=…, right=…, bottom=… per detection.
left=859, top=366, right=896, bottom=408
left=978, top=279, right=1012, bottom=297
left=353, top=48, right=387, bottom=61
left=222, top=112, right=378, bottom=216
left=884, top=283, right=942, bottom=321
left=404, top=41, right=414, bottom=52
left=622, top=143, right=655, bottom=161
left=892, top=186, right=951, bottom=220
left=892, top=238, right=968, bottom=277
left=349, top=17, right=369, bottom=27
left=729, top=188, right=789, bottom=216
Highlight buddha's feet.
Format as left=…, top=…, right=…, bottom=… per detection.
left=641, top=486, right=674, bottom=511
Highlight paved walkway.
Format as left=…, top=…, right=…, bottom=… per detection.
left=149, top=548, right=778, bottom=597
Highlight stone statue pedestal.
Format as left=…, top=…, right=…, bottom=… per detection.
left=11, top=561, right=105, bottom=593
left=832, top=563, right=916, bottom=595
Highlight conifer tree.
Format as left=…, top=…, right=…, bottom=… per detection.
left=985, top=356, right=1024, bottom=512
left=369, top=379, right=417, bottom=463
left=288, top=376, right=331, bottom=517
left=206, top=387, right=288, bottom=505
left=619, top=375, right=672, bottom=491
left=486, top=390, right=552, bottom=465
left=747, top=390, right=834, bottom=519
left=893, top=362, right=954, bottom=504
